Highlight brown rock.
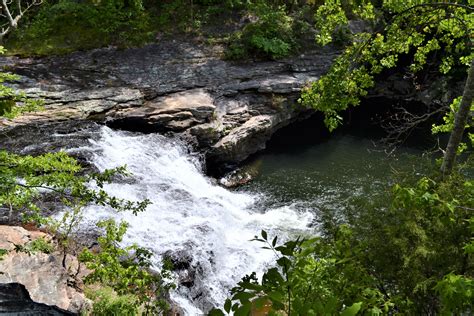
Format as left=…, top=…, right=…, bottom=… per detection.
left=0, top=225, right=91, bottom=313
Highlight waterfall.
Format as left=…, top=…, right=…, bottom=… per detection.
left=74, top=127, right=314, bottom=314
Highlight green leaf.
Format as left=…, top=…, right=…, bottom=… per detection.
left=233, top=292, right=255, bottom=303
left=224, top=299, right=232, bottom=313
left=209, top=309, right=225, bottom=316
left=272, top=236, right=278, bottom=247
left=341, top=302, right=362, bottom=316
left=234, top=303, right=251, bottom=316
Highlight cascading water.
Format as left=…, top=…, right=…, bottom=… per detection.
left=72, top=127, right=315, bottom=314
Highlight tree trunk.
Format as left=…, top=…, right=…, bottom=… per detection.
left=440, top=59, right=474, bottom=175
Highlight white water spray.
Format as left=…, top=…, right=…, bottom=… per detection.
left=76, top=127, right=314, bottom=314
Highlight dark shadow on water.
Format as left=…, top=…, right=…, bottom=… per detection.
left=238, top=98, right=441, bottom=217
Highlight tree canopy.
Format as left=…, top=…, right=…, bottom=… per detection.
left=300, top=0, right=473, bottom=132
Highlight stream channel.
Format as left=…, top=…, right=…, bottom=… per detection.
left=64, top=112, right=431, bottom=314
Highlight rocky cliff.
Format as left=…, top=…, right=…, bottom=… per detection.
left=1, top=39, right=338, bottom=173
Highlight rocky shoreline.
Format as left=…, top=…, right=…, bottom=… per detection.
left=1, top=38, right=338, bottom=174
left=1, top=38, right=461, bottom=176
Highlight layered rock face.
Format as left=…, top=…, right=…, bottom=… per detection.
left=0, top=38, right=456, bottom=172
left=0, top=40, right=338, bottom=171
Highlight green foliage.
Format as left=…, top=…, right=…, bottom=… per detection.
left=0, top=149, right=150, bottom=224
left=79, top=219, right=174, bottom=314
left=86, top=286, right=140, bottom=316
left=345, top=166, right=474, bottom=313
left=7, top=0, right=154, bottom=55
left=212, top=229, right=393, bottom=315
left=0, top=48, right=43, bottom=116
left=226, top=1, right=305, bottom=60
left=27, top=237, right=54, bottom=254
left=14, top=237, right=54, bottom=255
left=435, top=273, right=474, bottom=314
left=301, top=0, right=473, bottom=130
left=0, top=248, right=8, bottom=260
left=432, top=96, right=474, bottom=154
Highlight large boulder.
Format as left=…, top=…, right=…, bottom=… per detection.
left=0, top=225, right=91, bottom=314
left=0, top=283, right=74, bottom=315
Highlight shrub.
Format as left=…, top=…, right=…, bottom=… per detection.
left=87, top=287, right=140, bottom=316
left=226, top=2, right=297, bottom=60
left=79, top=219, right=174, bottom=314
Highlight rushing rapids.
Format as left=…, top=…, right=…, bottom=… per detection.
left=70, top=126, right=314, bottom=314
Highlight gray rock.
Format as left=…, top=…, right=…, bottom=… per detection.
left=2, top=36, right=456, bottom=170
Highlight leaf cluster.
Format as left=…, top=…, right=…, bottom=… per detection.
left=211, top=228, right=392, bottom=315
left=226, top=1, right=310, bottom=60
left=14, top=237, right=54, bottom=255
left=0, top=58, right=43, bottom=118
left=0, top=149, right=150, bottom=224
left=79, top=219, right=174, bottom=314
left=301, top=0, right=473, bottom=131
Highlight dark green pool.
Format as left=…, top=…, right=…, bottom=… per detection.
left=240, top=130, right=429, bottom=225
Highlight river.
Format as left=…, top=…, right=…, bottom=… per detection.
left=74, top=127, right=314, bottom=314
left=69, top=124, right=426, bottom=314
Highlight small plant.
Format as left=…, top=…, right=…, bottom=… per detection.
left=0, top=248, right=8, bottom=260
left=270, top=94, right=287, bottom=110
left=14, top=237, right=54, bottom=255
left=86, top=286, right=140, bottom=316
left=28, top=237, right=54, bottom=254
left=79, top=219, right=174, bottom=314
left=226, top=2, right=297, bottom=60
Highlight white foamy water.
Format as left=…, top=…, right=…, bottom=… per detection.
left=75, top=127, right=314, bottom=314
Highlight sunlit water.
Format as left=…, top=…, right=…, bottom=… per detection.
left=66, top=126, right=425, bottom=314
left=70, top=127, right=315, bottom=314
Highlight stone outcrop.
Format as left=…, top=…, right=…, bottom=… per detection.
left=0, top=225, right=91, bottom=314
left=0, top=37, right=457, bottom=172
left=0, top=39, right=337, bottom=171
left=0, top=283, right=74, bottom=315
left=107, top=88, right=216, bottom=132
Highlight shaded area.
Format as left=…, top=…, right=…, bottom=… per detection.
left=239, top=98, right=437, bottom=226
left=0, top=283, right=74, bottom=315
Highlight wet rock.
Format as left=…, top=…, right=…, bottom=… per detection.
left=208, top=105, right=299, bottom=167
left=219, top=158, right=262, bottom=188
left=163, top=250, right=196, bottom=288
left=187, top=123, right=222, bottom=147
